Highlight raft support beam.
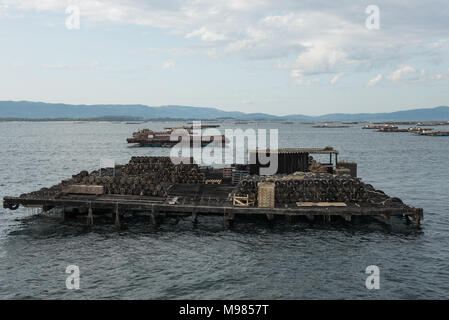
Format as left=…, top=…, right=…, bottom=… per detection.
left=87, top=207, right=93, bottom=226
left=115, top=204, right=121, bottom=228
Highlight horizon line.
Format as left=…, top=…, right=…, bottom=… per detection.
left=1, top=100, right=448, bottom=118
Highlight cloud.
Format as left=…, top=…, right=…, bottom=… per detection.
left=427, top=38, right=449, bottom=50
left=387, top=66, right=416, bottom=82
left=186, top=27, right=227, bottom=42
left=41, top=64, right=73, bottom=70
left=161, top=60, right=175, bottom=69
left=432, top=68, right=449, bottom=80
left=330, top=73, right=344, bottom=85
left=148, top=47, right=197, bottom=57
left=295, top=47, right=350, bottom=75
left=290, top=69, right=320, bottom=86
left=3, top=0, right=449, bottom=84
left=0, top=2, right=25, bottom=18
left=367, top=74, right=383, bottom=87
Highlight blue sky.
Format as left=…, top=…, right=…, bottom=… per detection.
left=1, top=0, right=449, bottom=116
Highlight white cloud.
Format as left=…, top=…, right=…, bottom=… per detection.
left=3, top=0, right=449, bottom=85
left=295, top=46, right=349, bottom=74
left=432, top=68, right=449, bottom=80
left=148, top=47, right=196, bottom=56
left=186, top=27, right=227, bottom=42
left=161, top=60, right=175, bottom=69
left=290, top=69, right=320, bottom=86
left=41, top=64, right=73, bottom=70
left=330, top=73, right=344, bottom=85
left=0, top=2, right=25, bottom=18
left=427, top=38, right=449, bottom=49
left=367, top=74, right=383, bottom=87
left=387, top=65, right=416, bottom=82
left=262, top=13, right=297, bottom=28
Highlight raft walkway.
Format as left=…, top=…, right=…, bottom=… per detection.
left=3, top=193, right=423, bottom=227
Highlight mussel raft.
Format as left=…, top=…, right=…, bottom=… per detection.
left=3, top=152, right=423, bottom=227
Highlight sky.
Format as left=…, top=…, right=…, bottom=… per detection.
left=0, top=0, right=448, bottom=116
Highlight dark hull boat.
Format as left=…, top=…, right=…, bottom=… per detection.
left=127, top=128, right=229, bottom=147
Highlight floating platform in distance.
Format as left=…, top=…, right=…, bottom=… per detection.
left=312, top=124, right=350, bottom=128
left=417, top=130, right=449, bottom=136
left=127, top=128, right=228, bottom=147
left=164, top=124, right=220, bottom=130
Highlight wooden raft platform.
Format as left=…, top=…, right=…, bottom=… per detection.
left=3, top=194, right=423, bottom=226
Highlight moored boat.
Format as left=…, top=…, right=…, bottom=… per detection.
left=127, top=128, right=229, bottom=147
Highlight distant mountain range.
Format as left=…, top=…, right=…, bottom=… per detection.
left=1, top=101, right=448, bottom=121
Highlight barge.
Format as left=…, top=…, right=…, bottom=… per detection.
left=377, top=125, right=409, bottom=132
left=362, top=124, right=383, bottom=129
left=312, top=124, right=350, bottom=128
left=127, top=128, right=228, bottom=147
left=417, top=130, right=449, bottom=136
left=165, top=124, right=220, bottom=130
left=2, top=148, right=423, bottom=227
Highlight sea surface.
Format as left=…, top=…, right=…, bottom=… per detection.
left=0, top=121, right=448, bottom=299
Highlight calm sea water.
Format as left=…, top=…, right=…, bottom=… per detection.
left=0, top=121, right=448, bottom=299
